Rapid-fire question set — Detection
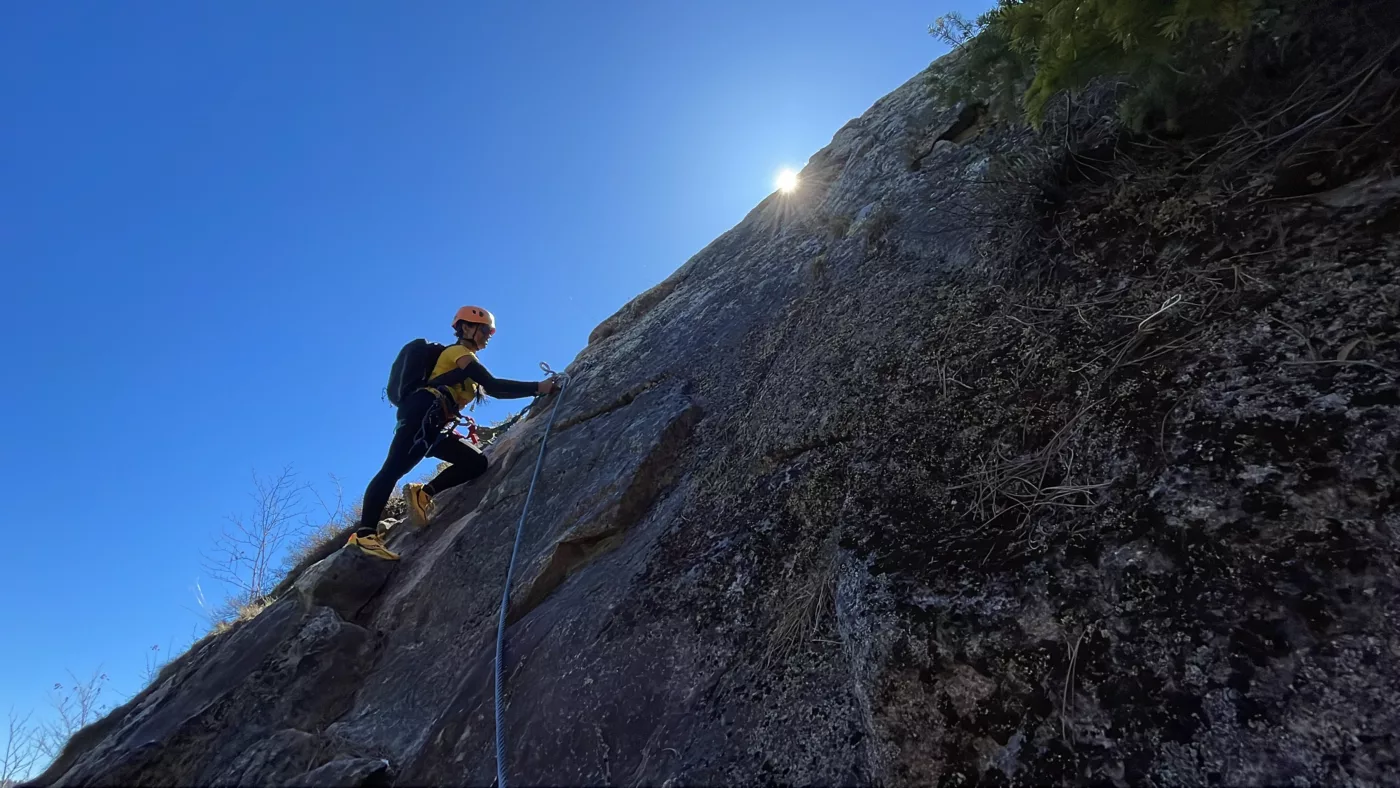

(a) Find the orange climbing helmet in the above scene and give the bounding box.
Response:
[453,305,497,335]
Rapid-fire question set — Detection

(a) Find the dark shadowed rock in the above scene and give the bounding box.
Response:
[285,757,394,788]
[294,545,398,621]
[223,729,320,787]
[37,604,378,787]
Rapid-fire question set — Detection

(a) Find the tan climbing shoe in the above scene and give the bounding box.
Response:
[403,482,434,530]
[347,533,400,561]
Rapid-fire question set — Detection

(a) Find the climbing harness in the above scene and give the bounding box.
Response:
[412,385,489,455]
[409,388,455,455]
[494,362,569,788]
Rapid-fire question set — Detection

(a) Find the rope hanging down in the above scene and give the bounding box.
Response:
[494,362,570,788]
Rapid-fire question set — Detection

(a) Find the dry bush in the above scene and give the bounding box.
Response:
[815,211,853,241]
[210,598,273,635]
[764,548,838,667]
[951,403,1112,558]
[25,669,112,773]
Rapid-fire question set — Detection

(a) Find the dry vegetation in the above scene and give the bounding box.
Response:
[764,544,839,667]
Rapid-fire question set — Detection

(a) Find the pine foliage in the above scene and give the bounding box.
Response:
[931,0,1274,129]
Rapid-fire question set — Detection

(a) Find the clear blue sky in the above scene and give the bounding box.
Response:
[0,0,987,746]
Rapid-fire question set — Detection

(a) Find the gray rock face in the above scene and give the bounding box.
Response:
[32,36,1400,788]
[293,544,397,621]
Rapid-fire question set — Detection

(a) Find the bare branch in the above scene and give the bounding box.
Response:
[1,707,42,785]
[200,466,313,615]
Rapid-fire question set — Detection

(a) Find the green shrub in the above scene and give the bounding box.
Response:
[930,11,1035,121]
[931,0,1274,129]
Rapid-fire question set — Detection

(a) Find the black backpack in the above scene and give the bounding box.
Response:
[385,338,447,406]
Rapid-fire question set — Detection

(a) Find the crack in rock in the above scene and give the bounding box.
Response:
[510,401,704,624]
[554,375,671,433]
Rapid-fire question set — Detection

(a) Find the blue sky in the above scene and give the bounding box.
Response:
[0,0,987,754]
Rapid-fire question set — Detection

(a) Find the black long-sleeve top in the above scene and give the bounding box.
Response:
[428,359,538,400]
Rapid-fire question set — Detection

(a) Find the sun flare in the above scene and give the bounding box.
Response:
[775,168,799,194]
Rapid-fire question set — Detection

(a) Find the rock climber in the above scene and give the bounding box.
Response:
[347,306,559,560]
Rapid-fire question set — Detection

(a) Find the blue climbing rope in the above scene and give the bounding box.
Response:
[494,362,570,788]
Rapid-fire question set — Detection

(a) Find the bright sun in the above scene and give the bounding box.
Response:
[775,168,799,194]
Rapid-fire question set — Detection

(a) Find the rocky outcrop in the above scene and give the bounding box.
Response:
[33,10,1400,785]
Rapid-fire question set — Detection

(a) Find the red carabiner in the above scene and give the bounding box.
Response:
[455,415,481,447]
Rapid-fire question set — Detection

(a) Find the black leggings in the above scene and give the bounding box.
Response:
[355,389,488,537]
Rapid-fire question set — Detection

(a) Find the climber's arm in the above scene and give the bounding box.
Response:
[427,355,554,398]
[460,358,544,399]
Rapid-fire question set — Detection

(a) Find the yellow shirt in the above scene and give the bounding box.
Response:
[431,345,479,409]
